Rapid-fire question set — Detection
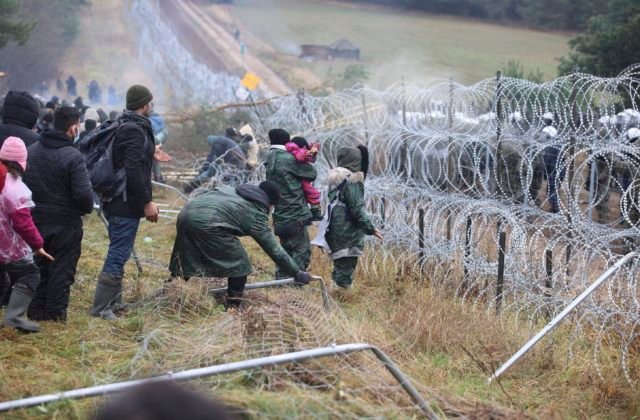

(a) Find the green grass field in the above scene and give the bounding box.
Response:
[230,0,572,88]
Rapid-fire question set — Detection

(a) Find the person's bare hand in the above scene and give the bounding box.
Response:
[373,228,384,241]
[144,201,160,223]
[154,146,172,162]
[35,248,54,261]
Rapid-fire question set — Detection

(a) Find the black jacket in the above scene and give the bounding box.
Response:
[24,130,94,227]
[0,90,41,148]
[102,112,155,218]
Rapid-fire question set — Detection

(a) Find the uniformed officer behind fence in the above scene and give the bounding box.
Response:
[168,181,311,308]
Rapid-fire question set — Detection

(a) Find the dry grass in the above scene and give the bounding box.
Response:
[0,188,639,418]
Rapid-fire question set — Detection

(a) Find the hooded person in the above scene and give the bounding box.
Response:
[0,91,41,148]
[82,108,101,133]
[36,110,54,134]
[265,128,318,278]
[168,181,311,308]
[239,134,258,169]
[184,130,249,193]
[313,145,382,289]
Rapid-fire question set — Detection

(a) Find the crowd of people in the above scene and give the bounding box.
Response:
[0,84,382,333]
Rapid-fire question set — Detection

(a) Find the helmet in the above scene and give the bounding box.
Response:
[542,126,557,138]
[626,127,640,143]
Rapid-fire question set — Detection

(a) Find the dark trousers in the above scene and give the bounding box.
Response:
[0,258,40,300]
[102,215,140,277]
[28,224,83,321]
[332,257,359,287]
[0,267,9,306]
[275,226,310,278]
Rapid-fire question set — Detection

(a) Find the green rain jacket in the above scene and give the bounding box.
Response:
[169,184,300,278]
[266,146,317,229]
[325,167,376,260]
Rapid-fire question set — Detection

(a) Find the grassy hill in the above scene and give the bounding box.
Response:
[0,185,638,418]
[228,0,572,88]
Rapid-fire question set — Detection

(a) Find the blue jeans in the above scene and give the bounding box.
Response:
[102,215,140,276]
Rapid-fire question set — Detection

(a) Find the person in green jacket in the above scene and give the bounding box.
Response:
[265,129,319,278]
[168,181,311,307]
[316,145,382,289]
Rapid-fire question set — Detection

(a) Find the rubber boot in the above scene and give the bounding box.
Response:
[3,285,40,333]
[90,272,121,320]
[225,276,247,310]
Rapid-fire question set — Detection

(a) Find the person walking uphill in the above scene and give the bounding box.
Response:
[0,137,54,332]
[90,85,159,320]
[24,106,94,321]
[169,182,311,308]
[266,129,318,278]
[314,145,382,289]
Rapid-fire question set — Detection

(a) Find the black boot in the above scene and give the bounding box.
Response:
[225,276,247,310]
[3,285,40,333]
[90,272,121,320]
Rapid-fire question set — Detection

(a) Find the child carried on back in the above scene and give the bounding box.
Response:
[285,136,322,221]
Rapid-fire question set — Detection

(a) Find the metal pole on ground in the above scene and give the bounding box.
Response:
[0,343,438,419]
[209,276,331,311]
[488,252,638,383]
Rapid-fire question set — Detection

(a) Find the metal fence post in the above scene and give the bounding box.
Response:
[463,216,472,285]
[418,208,425,273]
[496,231,506,314]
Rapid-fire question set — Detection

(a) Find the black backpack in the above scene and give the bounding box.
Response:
[78,119,127,202]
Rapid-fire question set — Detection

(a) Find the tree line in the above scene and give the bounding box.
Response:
[0,0,84,91]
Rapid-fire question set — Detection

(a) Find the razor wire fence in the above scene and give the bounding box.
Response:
[147,65,640,385]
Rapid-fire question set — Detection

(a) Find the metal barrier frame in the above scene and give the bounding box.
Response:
[209,276,331,311]
[0,343,438,418]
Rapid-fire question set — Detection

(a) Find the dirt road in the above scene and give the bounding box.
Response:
[163,0,292,95]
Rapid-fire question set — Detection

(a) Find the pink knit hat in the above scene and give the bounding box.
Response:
[0,137,28,171]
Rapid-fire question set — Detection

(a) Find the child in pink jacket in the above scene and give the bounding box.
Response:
[0,137,53,332]
[285,136,322,220]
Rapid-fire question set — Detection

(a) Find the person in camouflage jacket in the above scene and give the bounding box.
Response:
[169,181,311,307]
[265,129,318,278]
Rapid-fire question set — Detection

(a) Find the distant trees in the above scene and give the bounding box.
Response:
[0,0,36,48]
[0,0,84,90]
[339,0,604,30]
[559,0,640,76]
